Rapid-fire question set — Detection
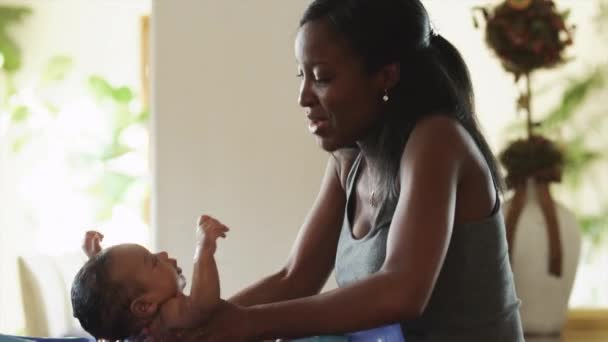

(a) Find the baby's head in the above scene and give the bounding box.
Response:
[71,244,186,340]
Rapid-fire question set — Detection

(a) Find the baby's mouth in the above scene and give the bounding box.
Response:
[178,273,187,289]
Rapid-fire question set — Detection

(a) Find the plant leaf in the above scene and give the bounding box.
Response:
[87,75,114,100]
[0,31,21,72]
[10,133,29,153]
[0,6,32,73]
[539,71,604,132]
[112,86,133,103]
[10,105,29,123]
[42,55,73,83]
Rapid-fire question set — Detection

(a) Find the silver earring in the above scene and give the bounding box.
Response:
[382,90,389,102]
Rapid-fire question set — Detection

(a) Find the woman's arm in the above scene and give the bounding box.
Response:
[242,117,467,340]
[230,156,347,306]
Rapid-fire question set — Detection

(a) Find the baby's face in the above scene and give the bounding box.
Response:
[107,244,186,300]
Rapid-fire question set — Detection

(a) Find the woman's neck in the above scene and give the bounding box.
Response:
[356,120,383,168]
[356,136,383,186]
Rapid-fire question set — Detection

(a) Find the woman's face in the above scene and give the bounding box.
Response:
[295,20,386,151]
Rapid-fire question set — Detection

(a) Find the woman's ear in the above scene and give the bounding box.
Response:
[131,295,159,319]
[376,62,401,91]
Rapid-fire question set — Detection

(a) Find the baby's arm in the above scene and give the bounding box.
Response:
[191,215,227,313]
[158,215,228,329]
[82,231,103,258]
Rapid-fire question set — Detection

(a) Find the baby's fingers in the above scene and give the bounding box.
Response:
[84,230,104,241]
[82,230,104,258]
[211,224,229,238]
[198,215,223,229]
[197,214,213,225]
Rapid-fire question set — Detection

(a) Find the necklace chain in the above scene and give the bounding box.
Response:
[367,167,378,208]
[369,189,378,208]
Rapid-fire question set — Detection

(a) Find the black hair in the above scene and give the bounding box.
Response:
[301,0,503,200]
[71,251,144,341]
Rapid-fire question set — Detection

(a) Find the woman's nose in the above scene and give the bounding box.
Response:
[298,78,315,110]
[158,251,168,259]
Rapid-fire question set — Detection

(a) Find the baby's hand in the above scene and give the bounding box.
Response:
[196,215,229,253]
[82,230,104,259]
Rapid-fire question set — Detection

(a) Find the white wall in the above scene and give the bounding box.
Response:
[152,0,327,297]
[152,0,605,299]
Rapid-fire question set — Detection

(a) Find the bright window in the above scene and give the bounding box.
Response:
[0,0,150,334]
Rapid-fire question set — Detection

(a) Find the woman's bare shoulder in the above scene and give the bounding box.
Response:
[406,114,479,162]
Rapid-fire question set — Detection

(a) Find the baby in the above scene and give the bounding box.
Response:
[70,215,228,341]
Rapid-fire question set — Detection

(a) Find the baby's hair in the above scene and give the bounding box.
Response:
[71,250,145,340]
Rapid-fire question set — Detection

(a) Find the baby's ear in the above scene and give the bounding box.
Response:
[131,295,159,318]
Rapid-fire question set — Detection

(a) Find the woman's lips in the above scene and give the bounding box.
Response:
[308,117,330,134]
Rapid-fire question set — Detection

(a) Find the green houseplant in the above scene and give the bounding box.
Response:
[474,0,584,334]
[0,5,150,335]
[500,0,608,245]
[0,5,149,224]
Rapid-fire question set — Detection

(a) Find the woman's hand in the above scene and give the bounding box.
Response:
[180,300,256,342]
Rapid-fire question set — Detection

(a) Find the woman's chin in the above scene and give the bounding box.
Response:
[316,136,340,152]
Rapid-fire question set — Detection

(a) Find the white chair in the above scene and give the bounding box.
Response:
[17,253,90,339]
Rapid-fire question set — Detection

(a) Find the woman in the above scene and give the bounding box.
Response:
[192,0,524,340]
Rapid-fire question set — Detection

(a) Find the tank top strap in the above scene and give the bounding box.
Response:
[345,152,364,199]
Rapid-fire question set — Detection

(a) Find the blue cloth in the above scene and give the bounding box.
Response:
[292,324,405,342]
[0,335,28,342]
[347,324,404,342]
[0,335,91,342]
[292,337,346,342]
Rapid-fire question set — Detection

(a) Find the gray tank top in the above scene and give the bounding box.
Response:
[335,153,524,342]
